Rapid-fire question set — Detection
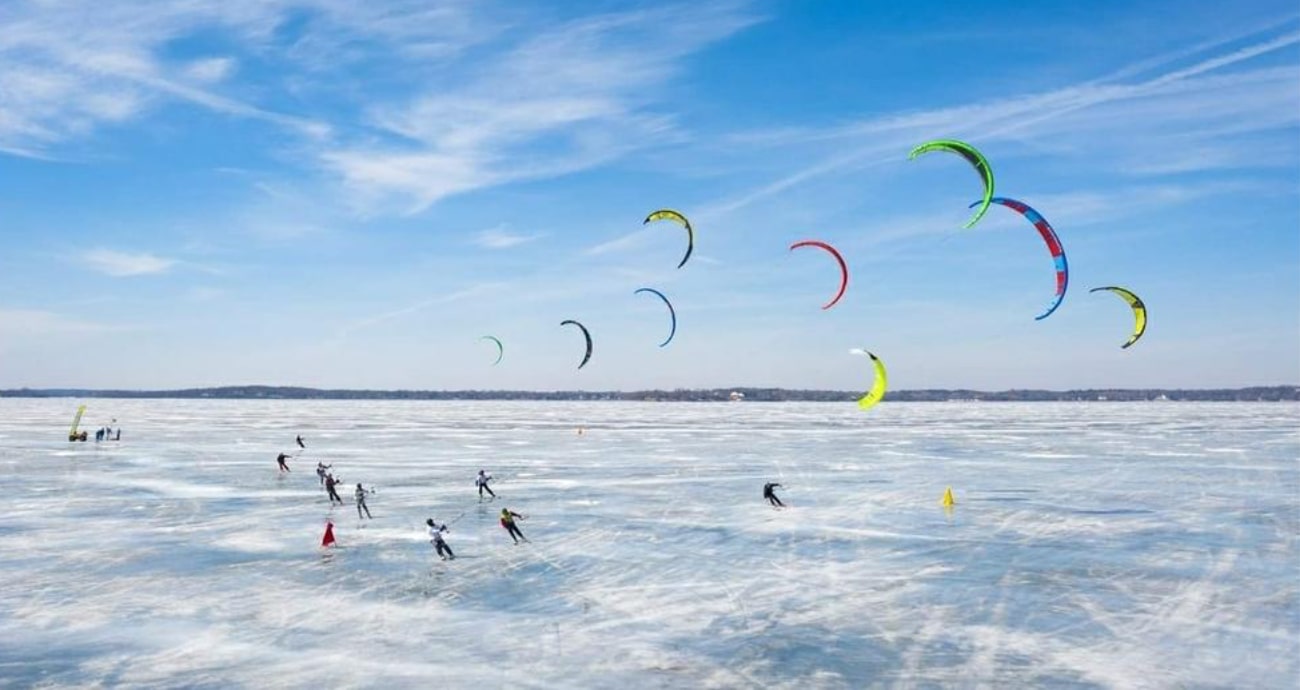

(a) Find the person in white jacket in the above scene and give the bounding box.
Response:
[426,518,455,560]
[475,469,496,501]
[355,483,374,519]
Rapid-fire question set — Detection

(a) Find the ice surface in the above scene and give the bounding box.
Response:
[1,400,1297,688]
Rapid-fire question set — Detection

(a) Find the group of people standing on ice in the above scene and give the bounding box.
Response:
[283,434,788,563]
[281,436,528,557]
[275,436,375,520]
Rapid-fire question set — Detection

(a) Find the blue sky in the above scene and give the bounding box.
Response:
[1,0,1297,391]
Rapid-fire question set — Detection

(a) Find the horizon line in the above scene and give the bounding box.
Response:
[3,384,1296,396]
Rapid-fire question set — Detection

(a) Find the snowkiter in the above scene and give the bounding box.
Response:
[500,508,527,544]
[476,470,496,500]
[325,473,344,505]
[355,483,374,519]
[427,519,455,560]
[763,482,784,508]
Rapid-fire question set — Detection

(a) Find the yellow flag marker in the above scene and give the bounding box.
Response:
[941,487,956,507]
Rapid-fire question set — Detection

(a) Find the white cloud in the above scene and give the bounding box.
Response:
[81,249,176,277]
[184,57,237,83]
[474,226,541,249]
[583,228,656,258]
[0,1,757,211]
[184,287,227,302]
[321,2,759,214]
[331,282,508,342]
[702,27,1300,218]
[0,1,493,156]
[844,180,1268,256]
[0,308,122,338]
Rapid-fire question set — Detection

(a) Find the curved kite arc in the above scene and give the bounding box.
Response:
[644,209,694,269]
[910,139,994,228]
[478,335,504,366]
[974,197,1069,320]
[560,319,593,369]
[789,240,849,310]
[1089,286,1146,349]
[850,349,888,411]
[634,287,677,347]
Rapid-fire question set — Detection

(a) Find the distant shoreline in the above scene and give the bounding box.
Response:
[2,386,1296,402]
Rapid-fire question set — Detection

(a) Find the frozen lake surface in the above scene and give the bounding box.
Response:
[1,400,1297,688]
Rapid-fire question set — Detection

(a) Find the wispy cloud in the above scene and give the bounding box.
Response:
[583,228,657,257]
[0,1,492,156]
[183,57,237,84]
[184,287,227,302]
[847,180,1268,255]
[321,2,760,214]
[474,226,541,249]
[703,25,1300,218]
[0,2,760,212]
[81,249,176,277]
[331,282,508,342]
[0,308,125,338]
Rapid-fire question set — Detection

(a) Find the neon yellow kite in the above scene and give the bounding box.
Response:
[1090,286,1147,349]
[643,209,694,269]
[850,349,888,410]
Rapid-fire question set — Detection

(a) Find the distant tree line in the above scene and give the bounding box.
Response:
[2,385,1296,402]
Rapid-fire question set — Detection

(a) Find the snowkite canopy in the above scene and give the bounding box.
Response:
[633,288,677,347]
[560,319,593,369]
[69,404,86,439]
[644,209,694,269]
[850,349,888,411]
[789,240,849,310]
[975,198,1068,320]
[479,335,504,366]
[910,139,994,228]
[1090,286,1146,349]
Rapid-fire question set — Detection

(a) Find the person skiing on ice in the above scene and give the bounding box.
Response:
[355,483,374,519]
[324,473,344,505]
[476,469,496,501]
[276,452,291,473]
[426,518,455,560]
[499,508,528,544]
[763,482,785,508]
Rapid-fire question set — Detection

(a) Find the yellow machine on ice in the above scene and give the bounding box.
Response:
[68,405,88,442]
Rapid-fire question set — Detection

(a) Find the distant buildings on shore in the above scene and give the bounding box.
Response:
[3,386,1296,402]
